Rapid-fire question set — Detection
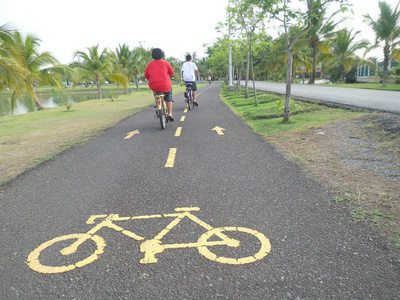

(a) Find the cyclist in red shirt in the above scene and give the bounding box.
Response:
[144,48,175,121]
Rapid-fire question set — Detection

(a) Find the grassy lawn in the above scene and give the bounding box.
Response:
[317,82,400,91]
[0,83,188,184]
[221,85,361,137]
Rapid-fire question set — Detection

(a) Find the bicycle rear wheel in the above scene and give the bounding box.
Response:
[187,92,191,111]
[189,91,194,109]
[159,109,166,129]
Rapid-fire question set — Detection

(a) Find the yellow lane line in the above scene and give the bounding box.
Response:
[165,148,177,168]
[175,127,182,137]
[180,116,185,122]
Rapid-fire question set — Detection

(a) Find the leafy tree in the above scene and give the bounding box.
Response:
[364,1,400,87]
[10,32,65,110]
[110,43,134,93]
[0,24,25,99]
[305,2,343,84]
[204,37,231,82]
[131,46,152,91]
[273,0,351,122]
[72,45,127,99]
[322,28,370,84]
[228,0,274,104]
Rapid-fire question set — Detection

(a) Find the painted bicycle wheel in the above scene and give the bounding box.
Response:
[27,233,105,274]
[197,227,271,265]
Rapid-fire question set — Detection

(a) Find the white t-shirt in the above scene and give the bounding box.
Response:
[181,61,198,81]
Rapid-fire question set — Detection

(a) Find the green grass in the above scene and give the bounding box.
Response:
[319,82,400,91]
[220,85,361,137]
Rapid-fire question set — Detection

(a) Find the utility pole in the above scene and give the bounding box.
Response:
[227,10,235,91]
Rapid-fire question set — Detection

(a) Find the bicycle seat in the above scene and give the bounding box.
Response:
[154,92,164,96]
[185,83,192,87]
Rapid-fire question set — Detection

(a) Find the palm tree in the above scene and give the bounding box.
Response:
[364,1,400,87]
[306,3,342,84]
[72,45,110,99]
[110,43,133,94]
[11,32,64,109]
[131,46,152,91]
[322,29,370,84]
[0,24,25,97]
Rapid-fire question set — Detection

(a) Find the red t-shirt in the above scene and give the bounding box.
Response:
[144,59,174,93]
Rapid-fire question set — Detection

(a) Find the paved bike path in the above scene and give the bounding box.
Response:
[1,84,399,299]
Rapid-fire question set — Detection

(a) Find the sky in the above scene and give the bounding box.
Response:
[1,0,399,64]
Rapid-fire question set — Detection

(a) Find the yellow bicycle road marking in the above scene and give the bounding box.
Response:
[175,127,182,137]
[27,207,271,273]
[27,233,106,274]
[165,148,177,168]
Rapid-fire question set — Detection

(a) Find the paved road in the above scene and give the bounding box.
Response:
[242,81,400,114]
[1,84,399,299]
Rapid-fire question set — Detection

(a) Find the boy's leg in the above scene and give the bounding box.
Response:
[192,82,198,105]
[164,90,174,121]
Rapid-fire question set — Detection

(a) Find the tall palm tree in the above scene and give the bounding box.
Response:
[110,43,133,94]
[364,1,400,87]
[0,24,26,99]
[11,32,63,109]
[72,45,110,99]
[306,3,342,84]
[131,46,152,91]
[322,29,370,84]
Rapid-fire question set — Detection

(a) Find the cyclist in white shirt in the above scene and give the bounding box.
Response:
[181,55,200,106]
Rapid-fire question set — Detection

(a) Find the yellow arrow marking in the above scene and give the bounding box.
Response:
[165,148,177,168]
[175,127,182,137]
[212,126,226,135]
[124,130,140,139]
[180,116,186,122]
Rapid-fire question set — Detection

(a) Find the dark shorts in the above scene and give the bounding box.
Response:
[185,81,197,92]
[155,89,172,102]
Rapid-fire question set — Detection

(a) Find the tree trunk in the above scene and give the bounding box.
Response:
[339,64,345,85]
[382,45,389,87]
[284,48,293,123]
[245,50,250,98]
[308,46,317,84]
[249,42,258,106]
[237,53,244,95]
[32,88,45,110]
[135,75,140,91]
[96,79,102,99]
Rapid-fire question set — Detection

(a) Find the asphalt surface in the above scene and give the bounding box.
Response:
[1,84,399,299]
[242,81,400,114]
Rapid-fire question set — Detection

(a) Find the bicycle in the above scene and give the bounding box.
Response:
[27,207,271,274]
[154,92,168,129]
[184,83,194,110]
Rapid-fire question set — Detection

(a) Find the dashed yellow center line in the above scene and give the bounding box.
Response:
[184,108,188,113]
[165,148,177,168]
[175,127,182,137]
[180,116,185,122]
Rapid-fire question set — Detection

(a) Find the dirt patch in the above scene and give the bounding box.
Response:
[268,112,400,251]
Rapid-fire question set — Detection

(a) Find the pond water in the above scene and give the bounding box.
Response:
[0,92,103,117]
